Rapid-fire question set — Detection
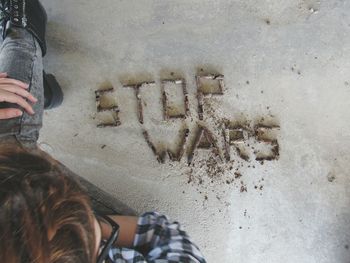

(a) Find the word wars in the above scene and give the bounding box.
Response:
[95,74,280,165]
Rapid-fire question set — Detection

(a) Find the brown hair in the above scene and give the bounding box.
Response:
[0,147,96,263]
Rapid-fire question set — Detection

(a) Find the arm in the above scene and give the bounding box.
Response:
[100,215,138,247]
[103,212,206,263]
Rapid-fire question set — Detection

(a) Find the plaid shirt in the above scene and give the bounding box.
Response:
[105,212,206,263]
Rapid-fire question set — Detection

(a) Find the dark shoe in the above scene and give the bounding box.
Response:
[0,0,47,56]
[43,71,63,110]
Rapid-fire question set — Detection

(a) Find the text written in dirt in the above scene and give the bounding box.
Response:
[94,74,280,164]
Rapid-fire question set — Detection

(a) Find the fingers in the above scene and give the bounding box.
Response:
[0,85,37,103]
[0,77,29,89]
[0,90,35,115]
[0,75,37,117]
[0,108,22,120]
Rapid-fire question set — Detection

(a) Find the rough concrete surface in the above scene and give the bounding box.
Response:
[40,0,350,262]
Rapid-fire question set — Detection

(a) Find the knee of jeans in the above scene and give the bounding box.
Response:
[4,30,36,50]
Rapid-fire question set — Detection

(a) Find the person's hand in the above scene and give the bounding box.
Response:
[0,72,37,119]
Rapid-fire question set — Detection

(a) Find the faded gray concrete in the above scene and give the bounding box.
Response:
[40,0,350,262]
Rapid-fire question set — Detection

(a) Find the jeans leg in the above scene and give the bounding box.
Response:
[0,28,43,144]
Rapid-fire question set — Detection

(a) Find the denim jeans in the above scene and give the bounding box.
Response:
[0,28,136,215]
[0,28,43,146]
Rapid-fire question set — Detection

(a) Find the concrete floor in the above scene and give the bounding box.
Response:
[40,0,350,262]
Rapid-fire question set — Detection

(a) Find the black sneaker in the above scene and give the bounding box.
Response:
[0,0,47,56]
[43,72,63,110]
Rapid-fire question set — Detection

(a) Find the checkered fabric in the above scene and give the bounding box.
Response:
[105,212,206,263]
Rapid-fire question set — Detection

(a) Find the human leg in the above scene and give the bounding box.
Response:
[0,0,48,143]
[0,27,43,143]
[0,1,135,216]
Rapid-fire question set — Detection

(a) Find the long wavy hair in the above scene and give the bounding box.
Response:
[0,146,96,263]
